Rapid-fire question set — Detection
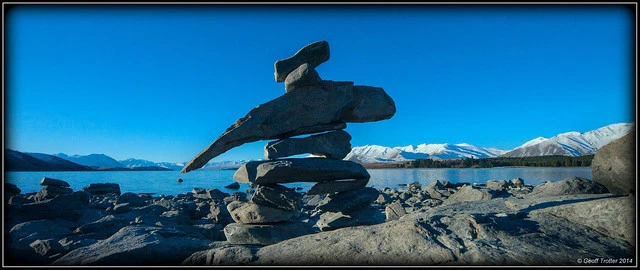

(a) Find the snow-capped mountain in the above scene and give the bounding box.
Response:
[345,122,634,163]
[345,143,507,164]
[501,122,634,157]
[200,160,250,170]
[55,153,123,168]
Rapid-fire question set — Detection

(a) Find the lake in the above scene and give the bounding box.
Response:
[4,167,593,196]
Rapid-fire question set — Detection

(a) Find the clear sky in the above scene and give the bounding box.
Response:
[4,4,636,164]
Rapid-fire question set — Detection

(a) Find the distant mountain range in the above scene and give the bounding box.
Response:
[345,122,634,163]
[4,122,633,171]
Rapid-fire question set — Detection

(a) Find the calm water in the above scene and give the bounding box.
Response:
[4,167,592,196]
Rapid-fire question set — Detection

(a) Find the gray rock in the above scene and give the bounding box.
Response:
[511,177,525,187]
[233,158,370,185]
[592,131,635,195]
[52,226,217,265]
[111,203,131,214]
[34,185,73,202]
[301,194,327,210]
[21,191,90,221]
[40,177,71,188]
[485,180,510,191]
[73,215,129,239]
[181,80,395,173]
[445,185,496,203]
[284,63,321,92]
[524,176,609,199]
[223,222,316,246]
[9,219,76,245]
[250,184,302,211]
[82,183,121,196]
[182,244,260,266]
[208,203,234,226]
[264,130,352,160]
[316,206,385,231]
[307,178,369,195]
[224,182,240,190]
[116,192,147,207]
[6,182,22,195]
[29,238,65,257]
[227,201,299,224]
[385,201,407,221]
[316,187,379,214]
[375,192,392,205]
[274,40,330,82]
[229,194,633,266]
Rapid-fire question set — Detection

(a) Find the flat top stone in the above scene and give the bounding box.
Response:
[233,158,370,185]
[274,40,330,82]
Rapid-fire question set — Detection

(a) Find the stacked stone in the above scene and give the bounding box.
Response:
[181,40,396,245]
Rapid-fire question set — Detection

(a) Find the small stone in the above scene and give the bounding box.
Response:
[40,177,70,187]
[224,182,240,190]
[274,40,330,82]
[385,201,407,221]
[284,63,321,92]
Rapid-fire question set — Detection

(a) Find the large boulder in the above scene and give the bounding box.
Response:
[592,131,635,195]
[524,177,609,199]
[33,185,73,202]
[181,80,395,173]
[233,158,370,185]
[250,184,302,211]
[227,201,299,224]
[20,191,90,221]
[223,222,316,246]
[274,40,330,82]
[315,187,379,214]
[264,130,352,160]
[52,226,216,265]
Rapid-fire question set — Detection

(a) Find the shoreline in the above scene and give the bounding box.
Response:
[4,175,634,266]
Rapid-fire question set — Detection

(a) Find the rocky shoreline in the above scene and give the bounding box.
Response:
[4,175,635,266]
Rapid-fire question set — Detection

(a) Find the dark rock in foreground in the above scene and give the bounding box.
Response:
[223,222,316,246]
[592,130,636,195]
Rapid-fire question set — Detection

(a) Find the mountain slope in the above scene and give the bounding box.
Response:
[5,150,94,171]
[55,153,123,168]
[501,123,634,157]
[345,143,507,164]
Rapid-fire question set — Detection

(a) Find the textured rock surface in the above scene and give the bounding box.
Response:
[223,222,316,246]
[524,177,608,199]
[203,194,633,266]
[445,185,497,203]
[250,184,302,211]
[264,130,352,160]
[284,63,321,92]
[315,187,379,214]
[81,183,121,196]
[315,206,385,231]
[307,178,369,195]
[385,201,407,221]
[227,201,299,224]
[592,131,636,195]
[181,80,395,173]
[274,40,330,82]
[233,158,370,185]
[52,226,216,265]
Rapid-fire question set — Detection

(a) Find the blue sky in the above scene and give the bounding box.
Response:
[4,4,635,164]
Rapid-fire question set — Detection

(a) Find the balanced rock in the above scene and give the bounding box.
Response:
[591,130,635,195]
[284,63,321,92]
[264,130,352,160]
[227,201,299,224]
[181,80,395,173]
[307,178,369,195]
[250,184,302,211]
[40,177,70,188]
[274,40,329,82]
[316,187,379,214]
[233,158,370,185]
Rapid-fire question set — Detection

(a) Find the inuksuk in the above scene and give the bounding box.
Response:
[181,40,396,245]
